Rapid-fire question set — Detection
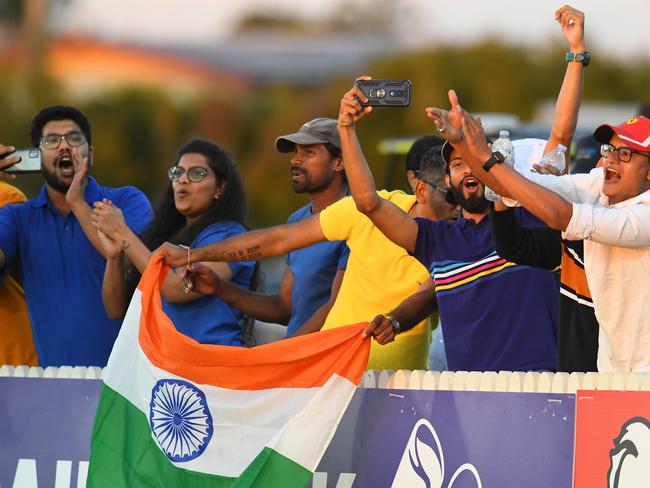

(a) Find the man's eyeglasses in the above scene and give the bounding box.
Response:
[420,179,449,195]
[168,166,209,182]
[40,131,86,150]
[600,143,650,163]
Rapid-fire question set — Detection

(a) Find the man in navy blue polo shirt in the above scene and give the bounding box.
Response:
[0,105,152,367]
[337,83,560,372]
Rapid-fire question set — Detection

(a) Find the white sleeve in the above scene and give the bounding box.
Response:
[526,167,603,204]
[563,201,650,247]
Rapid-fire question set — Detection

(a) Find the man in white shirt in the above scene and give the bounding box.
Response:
[430,98,650,372]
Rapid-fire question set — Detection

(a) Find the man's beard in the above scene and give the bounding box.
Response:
[449,183,489,214]
[41,165,71,193]
[290,168,330,194]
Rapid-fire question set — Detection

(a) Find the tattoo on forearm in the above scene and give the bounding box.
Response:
[121,240,130,251]
[246,245,262,260]
[227,244,262,261]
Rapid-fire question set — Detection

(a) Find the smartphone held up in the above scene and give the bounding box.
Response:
[355,79,411,107]
[0,148,42,173]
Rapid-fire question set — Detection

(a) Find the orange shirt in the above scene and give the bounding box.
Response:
[0,182,37,366]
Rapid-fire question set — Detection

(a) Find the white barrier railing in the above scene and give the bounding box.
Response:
[3,365,650,393]
[0,365,103,380]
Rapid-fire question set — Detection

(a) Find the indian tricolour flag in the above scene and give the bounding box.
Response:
[87,254,370,487]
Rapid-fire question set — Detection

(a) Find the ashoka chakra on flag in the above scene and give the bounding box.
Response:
[149,379,213,462]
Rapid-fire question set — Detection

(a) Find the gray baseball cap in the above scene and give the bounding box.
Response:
[275,118,341,153]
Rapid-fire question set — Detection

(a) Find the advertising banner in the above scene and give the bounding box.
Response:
[318,389,576,488]
[1,378,576,487]
[0,378,100,487]
[574,390,650,488]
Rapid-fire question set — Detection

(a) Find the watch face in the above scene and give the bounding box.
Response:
[575,53,585,61]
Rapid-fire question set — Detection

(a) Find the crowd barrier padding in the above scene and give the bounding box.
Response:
[2,366,650,487]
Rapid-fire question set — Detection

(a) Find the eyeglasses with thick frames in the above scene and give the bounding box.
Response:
[600,143,650,163]
[40,131,86,150]
[168,166,210,182]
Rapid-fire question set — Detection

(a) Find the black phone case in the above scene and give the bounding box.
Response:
[355,80,411,107]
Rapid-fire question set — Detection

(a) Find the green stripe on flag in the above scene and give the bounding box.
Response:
[232,447,312,488]
[88,384,312,487]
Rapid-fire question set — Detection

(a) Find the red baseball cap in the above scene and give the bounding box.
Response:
[593,116,650,153]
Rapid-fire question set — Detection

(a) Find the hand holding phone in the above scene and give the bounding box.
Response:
[0,148,42,173]
[354,79,411,107]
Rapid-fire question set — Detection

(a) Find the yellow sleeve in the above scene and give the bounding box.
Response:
[319,195,357,241]
[0,183,27,206]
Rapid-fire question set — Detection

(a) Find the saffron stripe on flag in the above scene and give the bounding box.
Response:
[136,256,369,390]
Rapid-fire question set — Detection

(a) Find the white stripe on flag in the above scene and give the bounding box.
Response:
[104,290,356,477]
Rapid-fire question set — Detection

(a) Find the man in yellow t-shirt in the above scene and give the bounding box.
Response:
[319,190,430,369]
[0,181,37,366]
[162,150,455,370]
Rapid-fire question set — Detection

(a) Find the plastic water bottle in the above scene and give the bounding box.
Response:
[539,144,567,173]
[485,130,515,202]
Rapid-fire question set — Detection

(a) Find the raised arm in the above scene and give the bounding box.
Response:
[543,5,587,158]
[65,151,110,258]
[160,214,326,268]
[455,107,576,230]
[337,79,419,253]
[91,200,152,272]
[491,207,562,270]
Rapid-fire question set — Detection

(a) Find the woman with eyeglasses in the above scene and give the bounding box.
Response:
[91,139,259,346]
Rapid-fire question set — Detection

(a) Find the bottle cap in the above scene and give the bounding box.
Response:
[499,130,510,138]
[558,144,567,152]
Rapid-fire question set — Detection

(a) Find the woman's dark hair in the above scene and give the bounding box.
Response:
[140,139,248,251]
[126,138,262,344]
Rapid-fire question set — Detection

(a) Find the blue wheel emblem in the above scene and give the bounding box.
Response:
[149,379,213,462]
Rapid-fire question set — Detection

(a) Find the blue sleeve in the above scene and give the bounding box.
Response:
[193,222,254,277]
[112,187,153,236]
[413,217,437,268]
[336,242,349,270]
[0,205,19,271]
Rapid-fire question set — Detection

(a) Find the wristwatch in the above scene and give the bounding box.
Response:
[383,314,401,334]
[565,51,590,67]
[482,151,505,173]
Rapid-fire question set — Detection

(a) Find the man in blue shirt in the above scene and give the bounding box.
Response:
[181,118,349,337]
[0,105,152,367]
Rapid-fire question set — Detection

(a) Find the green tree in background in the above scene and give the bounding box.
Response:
[0,41,648,227]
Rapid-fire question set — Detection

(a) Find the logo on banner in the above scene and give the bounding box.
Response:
[149,379,214,462]
[391,418,482,488]
[608,417,650,488]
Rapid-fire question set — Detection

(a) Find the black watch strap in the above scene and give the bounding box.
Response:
[383,314,401,334]
[565,51,590,67]
[482,151,505,173]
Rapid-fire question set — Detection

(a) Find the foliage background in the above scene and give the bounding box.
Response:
[1,1,649,227]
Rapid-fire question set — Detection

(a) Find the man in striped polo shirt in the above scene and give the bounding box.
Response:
[338,87,560,370]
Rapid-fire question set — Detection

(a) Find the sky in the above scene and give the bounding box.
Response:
[53,0,650,59]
